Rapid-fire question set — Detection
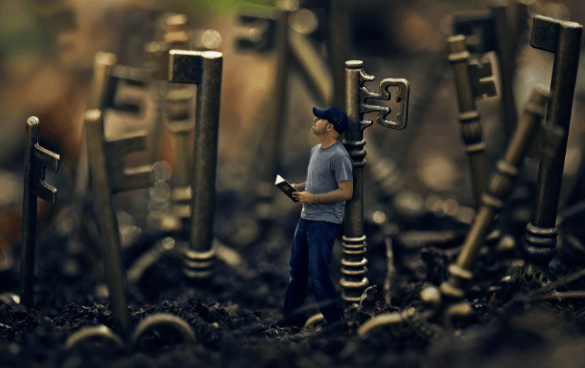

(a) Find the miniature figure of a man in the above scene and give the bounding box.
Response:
[276,107,353,335]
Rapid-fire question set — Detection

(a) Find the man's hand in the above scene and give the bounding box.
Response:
[292,191,315,204]
[292,182,353,204]
[291,182,306,192]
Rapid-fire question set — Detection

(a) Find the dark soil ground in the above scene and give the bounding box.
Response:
[1,171,585,368]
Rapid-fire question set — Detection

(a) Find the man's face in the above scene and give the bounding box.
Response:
[312,116,330,136]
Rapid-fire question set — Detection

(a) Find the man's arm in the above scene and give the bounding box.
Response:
[292,181,353,204]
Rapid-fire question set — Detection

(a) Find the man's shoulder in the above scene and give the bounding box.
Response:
[309,144,320,158]
[331,142,351,159]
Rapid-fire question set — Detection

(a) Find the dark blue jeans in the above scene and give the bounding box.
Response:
[284,217,346,325]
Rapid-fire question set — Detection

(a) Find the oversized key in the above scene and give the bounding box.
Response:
[168,50,223,281]
[236,2,297,229]
[448,34,505,251]
[286,1,348,107]
[448,34,497,208]
[21,117,60,309]
[163,14,195,231]
[342,60,409,302]
[288,28,333,105]
[453,1,520,146]
[440,89,564,304]
[329,0,350,110]
[84,109,153,339]
[522,16,582,281]
[76,52,145,200]
[146,14,189,165]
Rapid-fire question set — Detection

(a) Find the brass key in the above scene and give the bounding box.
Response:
[523,16,582,280]
[21,117,60,309]
[342,60,410,302]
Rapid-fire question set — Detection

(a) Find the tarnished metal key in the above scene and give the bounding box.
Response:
[523,16,582,278]
[164,14,194,232]
[84,109,154,339]
[440,89,562,303]
[342,60,410,303]
[76,52,145,201]
[236,2,296,229]
[448,34,496,208]
[21,117,60,309]
[453,1,520,145]
[168,50,223,281]
[236,8,278,52]
[296,0,350,109]
[87,52,144,112]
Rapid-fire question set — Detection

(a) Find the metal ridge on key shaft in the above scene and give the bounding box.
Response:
[447,34,496,209]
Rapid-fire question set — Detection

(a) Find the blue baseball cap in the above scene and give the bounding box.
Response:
[312,107,349,135]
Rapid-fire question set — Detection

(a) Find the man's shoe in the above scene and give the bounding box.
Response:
[272,313,307,329]
[314,320,349,338]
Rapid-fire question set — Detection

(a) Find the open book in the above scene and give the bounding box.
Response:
[275,175,299,202]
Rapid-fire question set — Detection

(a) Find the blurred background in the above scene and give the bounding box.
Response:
[0,0,585,299]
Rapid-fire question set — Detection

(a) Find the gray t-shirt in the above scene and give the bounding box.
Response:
[301,141,353,224]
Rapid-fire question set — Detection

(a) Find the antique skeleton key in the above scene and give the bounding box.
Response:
[163,14,195,231]
[342,60,410,303]
[236,8,278,52]
[522,16,582,283]
[168,50,223,281]
[287,0,349,109]
[84,109,153,339]
[76,52,145,201]
[21,117,60,308]
[236,2,297,230]
[448,34,496,208]
[453,1,520,146]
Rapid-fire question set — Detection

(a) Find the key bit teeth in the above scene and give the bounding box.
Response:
[21,116,60,309]
[519,263,553,289]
